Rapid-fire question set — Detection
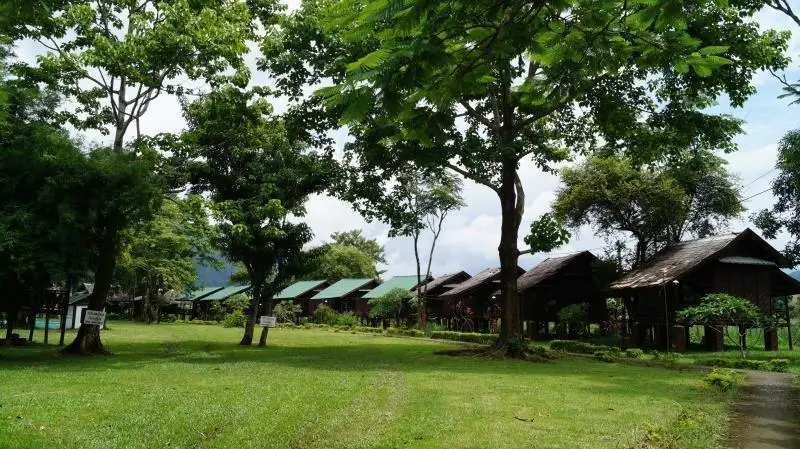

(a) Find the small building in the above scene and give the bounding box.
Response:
[65,283,103,329]
[421,271,472,322]
[194,285,250,320]
[516,251,607,338]
[440,266,525,332]
[273,280,331,316]
[309,278,379,318]
[608,229,800,351]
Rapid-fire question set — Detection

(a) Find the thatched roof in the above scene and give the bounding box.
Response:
[609,229,784,291]
[517,251,597,293]
[440,266,524,298]
[422,271,471,294]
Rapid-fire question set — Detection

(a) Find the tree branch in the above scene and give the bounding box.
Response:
[444,162,500,194]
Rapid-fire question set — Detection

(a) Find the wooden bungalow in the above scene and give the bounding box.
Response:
[421,271,472,322]
[309,278,379,318]
[439,266,525,332]
[273,280,331,316]
[608,228,800,352]
[194,285,251,320]
[515,251,607,339]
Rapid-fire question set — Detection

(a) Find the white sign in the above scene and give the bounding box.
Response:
[259,316,277,328]
[82,310,106,326]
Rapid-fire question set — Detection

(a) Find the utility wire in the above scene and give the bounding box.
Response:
[742,187,773,202]
[742,167,777,191]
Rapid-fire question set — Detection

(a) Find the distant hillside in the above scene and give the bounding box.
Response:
[194,257,237,287]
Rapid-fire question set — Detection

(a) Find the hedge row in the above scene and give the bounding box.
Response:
[429,331,499,345]
[549,340,616,355]
[697,358,790,373]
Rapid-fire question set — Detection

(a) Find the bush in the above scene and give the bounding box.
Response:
[334,311,359,327]
[353,326,384,334]
[593,350,617,363]
[624,348,644,359]
[430,331,499,345]
[703,368,741,392]
[185,319,219,325]
[273,300,302,323]
[386,327,425,338]
[313,304,337,325]
[766,359,790,373]
[222,312,247,328]
[549,340,616,355]
[528,345,560,360]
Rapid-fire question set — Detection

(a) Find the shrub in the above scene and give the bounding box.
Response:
[556,303,589,336]
[528,345,560,360]
[186,319,219,325]
[624,348,644,359]
[277,322,296,328]
[549,340,616,355]
[353,326,384,334]
[703,368,741,392]
[767,359,790,373]
[222,312,247,328]
[385,327,425,338]
[334,311,359,327]
[430,331,499,345]
[273,300,302,323]
[593,350,616,362]
[313,304,337,324]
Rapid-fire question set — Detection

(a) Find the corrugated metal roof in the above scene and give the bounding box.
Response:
[274,280,328,299]
[362,275,421,299]
[311,278,374,300]
[517,251,595,293]
[186,286,224,301]
[202,285,251,301]
[609,229,781,290]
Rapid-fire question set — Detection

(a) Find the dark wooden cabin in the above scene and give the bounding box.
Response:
[516,251,607,338]
[422,271,472,322]
[439,266,525,332]
[273,280,331,316]
[309,278,379,318]
[608,229,800,352]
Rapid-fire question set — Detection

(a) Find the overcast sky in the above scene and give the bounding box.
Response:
[15,3,800,278]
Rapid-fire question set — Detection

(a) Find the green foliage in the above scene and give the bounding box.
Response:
[225,294,251,313]
[305,243,379,280]
[429,331,499,346]
[312,304,337,325]
[273,300,302,323]
[624,349,645,359]
[330,230,386,264]
[703,368,742,392]
[524,214,570,255]
[386,328,426,338]
[333,311,358,327]
[593,350,617,363]
[550,340,617,355]
[698,358,790,373]
[368,287,412,327]
[556,303,589,335]
[678,294,763,329]
[222,312,248,328]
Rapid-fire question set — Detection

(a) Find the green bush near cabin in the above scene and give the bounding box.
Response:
[697,357,790,372]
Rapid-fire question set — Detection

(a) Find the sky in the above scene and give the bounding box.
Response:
[14,3,800,279]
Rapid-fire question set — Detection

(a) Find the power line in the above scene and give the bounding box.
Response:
[742,187,773,202]
[742,168,777,191]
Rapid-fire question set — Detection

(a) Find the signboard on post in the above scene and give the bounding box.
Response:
[82,310,106,326]
[259,316,277,328]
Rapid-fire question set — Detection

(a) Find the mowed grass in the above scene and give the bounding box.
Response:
[0,323,730,449]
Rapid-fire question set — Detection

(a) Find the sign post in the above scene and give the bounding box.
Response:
[259,316,277,328]
[82,310,106,327]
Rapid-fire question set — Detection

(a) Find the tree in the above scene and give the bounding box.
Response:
[554,153,743,267]
[304,244,379,280]
[523,213,570,256]
[6,0,261,354]
[677,293,763,358]
[369,287,413,328]
[182,86,330,346]
[116,196,217,323]
[263,0,786,355]
[272,300,302,323]
[330,230,386,265]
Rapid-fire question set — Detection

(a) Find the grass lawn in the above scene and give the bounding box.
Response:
[0,323,731,449]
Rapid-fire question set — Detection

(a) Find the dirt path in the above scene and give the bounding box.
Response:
[726,371,800,449]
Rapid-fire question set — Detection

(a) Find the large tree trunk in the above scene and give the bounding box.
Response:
[240,283,262,346]
[63,224,118,355]
[495,162,524,357]
[412,232,424,328]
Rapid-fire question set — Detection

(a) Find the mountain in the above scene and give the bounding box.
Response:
[194,257,237,287]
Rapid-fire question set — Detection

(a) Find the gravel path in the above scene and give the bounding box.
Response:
[726,371,800,449]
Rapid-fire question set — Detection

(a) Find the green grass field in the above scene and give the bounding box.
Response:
[0,323,731,449]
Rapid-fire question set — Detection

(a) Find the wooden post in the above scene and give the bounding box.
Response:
[44,293,51,344]
[787,313,793,351]
[27,291,37,342]
[764,326,779,351]
[59,291,68,346]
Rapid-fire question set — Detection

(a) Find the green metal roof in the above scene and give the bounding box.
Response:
[310,278,374,300]
[186,286,224,301]
[362,275,421,299]
[274,280,328,300]
[202,285,251,301]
